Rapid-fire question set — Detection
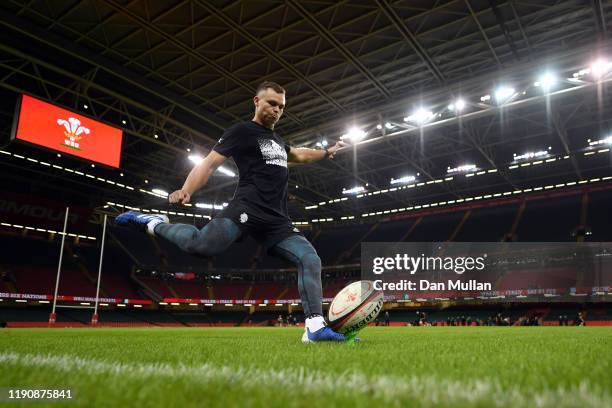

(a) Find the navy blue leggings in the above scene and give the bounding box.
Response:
[154,219,322,316]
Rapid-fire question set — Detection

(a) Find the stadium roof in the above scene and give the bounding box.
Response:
[0,0,611,223]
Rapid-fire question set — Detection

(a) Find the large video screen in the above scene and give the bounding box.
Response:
[11,94,123,168]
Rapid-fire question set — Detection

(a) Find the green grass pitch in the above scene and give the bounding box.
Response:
[0,327,611,407]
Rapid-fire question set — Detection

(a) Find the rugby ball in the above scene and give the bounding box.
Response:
[328,280,384,334]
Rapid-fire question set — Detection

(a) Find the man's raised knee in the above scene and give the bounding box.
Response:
[183,236,219,257]
[301,251,321,272]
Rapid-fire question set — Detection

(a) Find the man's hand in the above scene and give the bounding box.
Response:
[169,189,191,204]
[326,140,346,159]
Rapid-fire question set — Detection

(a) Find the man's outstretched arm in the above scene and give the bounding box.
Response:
[169,150,228,204]
[288,141,346,164]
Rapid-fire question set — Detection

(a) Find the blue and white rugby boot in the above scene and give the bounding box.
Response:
[115,211,168,235]
[301,326,346,343]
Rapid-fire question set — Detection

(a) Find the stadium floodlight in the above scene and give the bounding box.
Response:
[494,86,515,103]
[342,186,366,195]
[513,150,549,161]
[341,127,367,142]
[321,139,328,147]
[448,99,466,112]
[195,202,225,210]
[385,122,394,129]
[589,136,612,146]
[217,166,236,177]
[152,188,168,197]
[572,68,590,79]
[190,153,237,176]
[447,164,477,174]
[404,108,434,124]
[480,94,491,102]
[188,154,203,164]
[591,59,612,78]
[534,72,557,91]
[390,175,416,185]
[376,124,383,130]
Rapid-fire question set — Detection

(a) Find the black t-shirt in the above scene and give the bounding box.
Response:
[213,121,291,221]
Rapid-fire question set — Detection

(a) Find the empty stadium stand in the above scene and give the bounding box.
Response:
[1,188,611,326]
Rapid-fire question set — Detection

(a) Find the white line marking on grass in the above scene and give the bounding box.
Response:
[0,352,608,407]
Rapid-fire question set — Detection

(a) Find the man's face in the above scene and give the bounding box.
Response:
[254,88,285,129]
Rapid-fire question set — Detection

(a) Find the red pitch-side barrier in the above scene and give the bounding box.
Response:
[6,321,612,328]
[7,322,276,328]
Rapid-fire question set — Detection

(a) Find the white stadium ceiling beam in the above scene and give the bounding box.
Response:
[286,0,392,99]
[507,0,533,58]
[591,0,608,40]
[65,0,245,125]
[464,0,503,68]
[282,7,601,143]
[0,9,225,141]
[374,0,446,84]
[0,42,202,153]
[194,0,355,110]
[488,0,521,61]
[101,0,311,125]
[112,0,578,127]
[133,1,336,107]
[178,0,463,113]
[0,55,238,186]
[174,1,443,115]
[550,111,582,180]
[462,124,519,190]
[285,12,597,127]
[351,75,612,151]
